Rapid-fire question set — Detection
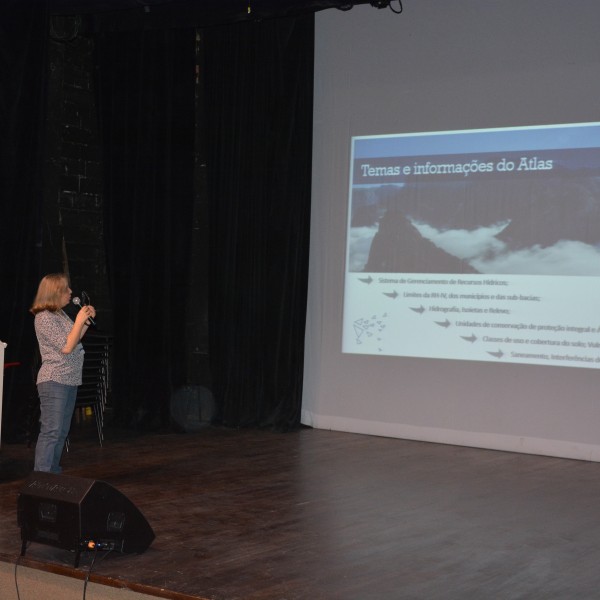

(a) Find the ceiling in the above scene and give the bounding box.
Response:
[47,0,376,30]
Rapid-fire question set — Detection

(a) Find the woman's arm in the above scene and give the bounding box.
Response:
[62,304,96,354]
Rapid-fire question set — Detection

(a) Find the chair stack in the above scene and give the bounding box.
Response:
[76,334,112,446]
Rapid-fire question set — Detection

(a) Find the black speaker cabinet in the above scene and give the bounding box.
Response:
[18,471,155,566]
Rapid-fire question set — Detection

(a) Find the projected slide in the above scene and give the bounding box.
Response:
[342,122,600,369]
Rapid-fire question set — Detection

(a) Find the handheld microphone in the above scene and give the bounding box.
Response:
[72,296,96,327]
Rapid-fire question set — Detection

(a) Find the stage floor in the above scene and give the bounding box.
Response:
[2,423,600,599]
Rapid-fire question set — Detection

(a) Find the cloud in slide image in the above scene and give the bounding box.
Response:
[348,226,378,271]
[412,220,600,276]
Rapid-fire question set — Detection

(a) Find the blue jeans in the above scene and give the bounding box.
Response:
[34,381,77,473]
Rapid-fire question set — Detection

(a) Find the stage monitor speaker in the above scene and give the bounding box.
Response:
[17,471,155,566]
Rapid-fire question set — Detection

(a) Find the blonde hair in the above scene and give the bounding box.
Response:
[30,273,70,315]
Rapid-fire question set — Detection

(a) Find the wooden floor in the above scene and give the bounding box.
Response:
[2,421,600,599]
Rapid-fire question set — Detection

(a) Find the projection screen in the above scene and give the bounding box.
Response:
[303,0,600,461]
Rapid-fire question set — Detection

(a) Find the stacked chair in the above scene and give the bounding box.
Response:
[73,333,112,446]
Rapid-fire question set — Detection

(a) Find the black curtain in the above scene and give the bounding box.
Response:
[203,15,314,429]
[0,2,49,441]
[1,8,314,437]
[95,28,196,430]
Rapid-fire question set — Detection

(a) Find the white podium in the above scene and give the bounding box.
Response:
[0,341,5,448]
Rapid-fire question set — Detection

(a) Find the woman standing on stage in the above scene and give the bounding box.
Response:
[29,273,96,473]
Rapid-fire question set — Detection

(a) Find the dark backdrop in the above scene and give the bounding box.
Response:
[204,17,314,429]
[1,3,313,437]
[94,27,197,430]
[0,2,50,440]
